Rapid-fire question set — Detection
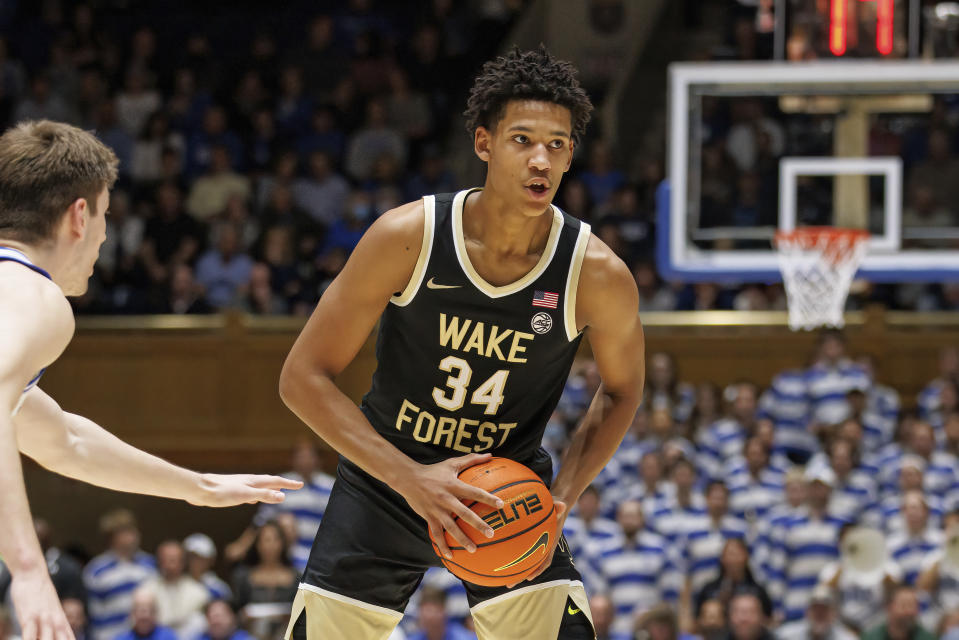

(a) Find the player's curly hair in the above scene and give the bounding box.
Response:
[464,45,593,144]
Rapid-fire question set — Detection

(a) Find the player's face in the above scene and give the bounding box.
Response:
[476,100,573,216]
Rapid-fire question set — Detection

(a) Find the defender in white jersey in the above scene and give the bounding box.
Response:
[0,120,301,640]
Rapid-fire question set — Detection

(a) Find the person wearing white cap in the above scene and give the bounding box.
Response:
[774,584,857,640]
[184,534,231,602]
[764,465,846,623]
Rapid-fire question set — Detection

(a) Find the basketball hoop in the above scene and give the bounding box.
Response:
[774,227,870,331]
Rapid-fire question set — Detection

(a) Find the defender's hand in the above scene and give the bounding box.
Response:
[396,453,504,560]
[188,473,304,507]
[507,499,568,588]
[11,568,74,640]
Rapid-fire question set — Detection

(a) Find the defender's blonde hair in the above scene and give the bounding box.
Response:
[0,120,118,243]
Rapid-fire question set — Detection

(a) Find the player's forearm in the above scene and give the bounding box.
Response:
[550,384,641,505]
[38,411,206,502]
[0,415,47,575]
[279,368,417,487]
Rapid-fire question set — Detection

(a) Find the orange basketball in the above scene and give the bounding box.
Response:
[429,457,556,587]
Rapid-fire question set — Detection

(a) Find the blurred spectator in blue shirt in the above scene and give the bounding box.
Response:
[184,105,244,180]
[578,142,625,209]
[195,223,253,309]
[113,588,177,640]
[296,107,346,166]
[193,600,253,640]
[292,150,350,228]
[407,587,475,640]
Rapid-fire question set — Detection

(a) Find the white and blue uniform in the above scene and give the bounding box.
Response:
[602,481,674,521]
[83,550,157,640]
[876,450,959,505]
[650,494,707,544]
[401,566,470,631]
[199,571,231,601]
[758,370,814,460]
[697,418,750,481]
[918,379,946,424]
[563,513,622,559]
[826,471,881,528]
[764,508,847,621]
[753,503,803,584]
[0,247,53,415]
[591,531,682,636]
[255,470,334,572]
[879,493,944,535]
[677,514,749,596]
[805,360,871,427]
[861,384,900,453]
[726,465,785,530]
[888,528,944,585]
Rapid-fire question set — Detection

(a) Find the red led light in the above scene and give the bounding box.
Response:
[830,0,897,56]
[876,0,894,55]
[830,0,848,56]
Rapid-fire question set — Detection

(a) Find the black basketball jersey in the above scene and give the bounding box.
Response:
[360,188,592,465]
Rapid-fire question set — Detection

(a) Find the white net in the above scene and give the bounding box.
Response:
[775,228,869,332]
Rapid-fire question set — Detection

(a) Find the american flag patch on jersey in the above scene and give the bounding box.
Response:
[532,290,559,309]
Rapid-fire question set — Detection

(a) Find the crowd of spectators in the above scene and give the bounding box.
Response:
[4,1,959,636]
[4,334,959,640]
[0,1,955,318]
[0,0,522,315]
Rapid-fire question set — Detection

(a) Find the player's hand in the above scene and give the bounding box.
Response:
[396,452,504,560]
[188,473,304,507]
[10,567,74,640]
[506,498,568,588]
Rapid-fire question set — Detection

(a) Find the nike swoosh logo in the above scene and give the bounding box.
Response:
[426,278,461,290]
[567,605,581,616]
[494,532,549,572]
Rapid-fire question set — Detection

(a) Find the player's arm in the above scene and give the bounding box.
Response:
[516,237,644,585]
[279,201,502,558]
[0,284,76,640]
[14,386,302,507]
[550,237,645,508]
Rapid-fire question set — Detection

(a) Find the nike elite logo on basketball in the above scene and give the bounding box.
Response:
[482,493,544,531]
[426,277,461,289]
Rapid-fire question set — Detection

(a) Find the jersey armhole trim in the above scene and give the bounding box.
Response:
[390,195,435,307]
[564,222,591,342]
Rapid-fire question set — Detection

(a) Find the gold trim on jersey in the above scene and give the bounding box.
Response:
[563,222,591,342]
[391,196,436,307]
[284,585,403,640]
[451,188,564,299]
[469,579,594,640]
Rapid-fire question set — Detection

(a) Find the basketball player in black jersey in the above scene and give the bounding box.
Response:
[280,47,645,639]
